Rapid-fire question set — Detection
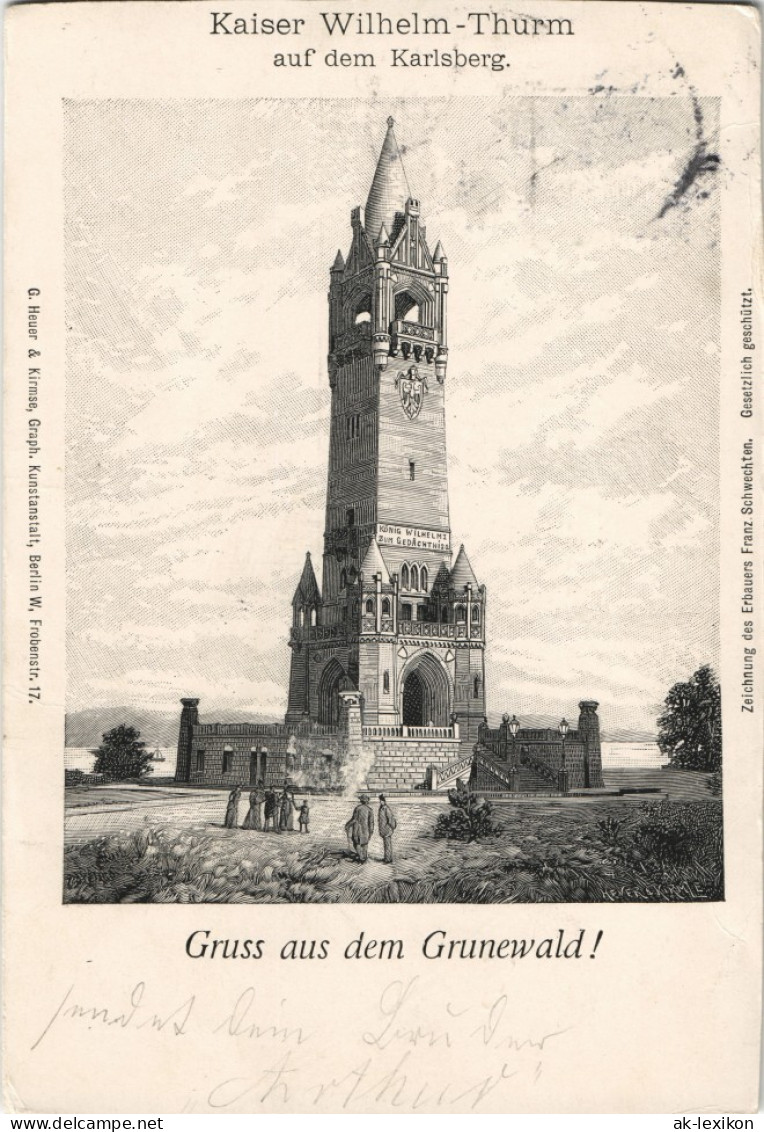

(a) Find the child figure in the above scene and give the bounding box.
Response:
[298,800,310,834]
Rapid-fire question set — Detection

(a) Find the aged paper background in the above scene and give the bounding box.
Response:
[4,0,762,1113]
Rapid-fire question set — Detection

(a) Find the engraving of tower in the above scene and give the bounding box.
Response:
[286,118,486,751]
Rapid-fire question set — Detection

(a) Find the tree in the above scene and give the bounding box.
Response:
[657,665,722,772]
[93,725,152,782]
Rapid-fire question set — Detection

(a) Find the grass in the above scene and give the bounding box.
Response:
[63,797,723,904]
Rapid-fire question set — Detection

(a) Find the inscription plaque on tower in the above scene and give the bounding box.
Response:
[376,523,450,552]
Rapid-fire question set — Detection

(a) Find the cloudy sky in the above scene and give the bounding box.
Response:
[64,94,720,734]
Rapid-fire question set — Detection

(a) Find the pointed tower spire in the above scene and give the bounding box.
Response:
[433,240,447,263]
[331,248,345,273]
[365,117,411,246]
[450,544,479,590]
[359,537,390,584]
[292,551,321,606]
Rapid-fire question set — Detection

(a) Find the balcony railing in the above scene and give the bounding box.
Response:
[397,620,483,640]
[391,319,435,342]
[290,624,345,643]
[362,724,460,741]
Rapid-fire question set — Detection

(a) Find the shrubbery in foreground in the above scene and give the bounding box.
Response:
[64,798,723,904]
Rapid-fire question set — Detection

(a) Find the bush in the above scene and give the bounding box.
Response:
[631,800,720,867]
[434,789,497,842]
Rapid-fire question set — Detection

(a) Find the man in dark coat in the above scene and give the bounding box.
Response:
[345,794,374,862]
[378,794,397,863]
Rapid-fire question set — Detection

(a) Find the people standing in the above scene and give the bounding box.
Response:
[378,793,397,863]
[298,800,310,833]
[345,794,374,862]
[263,787,277,831]
[242,782,263,830]
[279,787,295,832]
[223,785,242,829]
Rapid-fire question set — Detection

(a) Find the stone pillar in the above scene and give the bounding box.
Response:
[578,700,604,788]
[175,698,199,783]
[340,690,364,758]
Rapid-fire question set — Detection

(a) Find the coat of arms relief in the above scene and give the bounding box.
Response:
[395,364,428,420]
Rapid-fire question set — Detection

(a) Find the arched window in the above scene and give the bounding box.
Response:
[382,598,391,615]
[472,605,480,624]
[383,671,390,694]
[365,598,374,614]
[340,568,347,590]
[354,294,372,324]
[299,608,305,626]
[401,603,412,621]
[395,291,420,323]
[310,608,317,626]
[441,605,449,623]
[401,564,410,590]
[455,605,466,623]
[411,564,419,591]
[473,676,481,699]
[420,566,428,592]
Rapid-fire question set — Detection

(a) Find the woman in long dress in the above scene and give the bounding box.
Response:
[223,785,242,828]
[242,787,263,830]
[279,789,295,832]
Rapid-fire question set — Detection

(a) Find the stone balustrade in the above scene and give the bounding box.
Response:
[362,723,459,741]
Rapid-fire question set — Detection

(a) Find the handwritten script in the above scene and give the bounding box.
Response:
[30,975,575,1112]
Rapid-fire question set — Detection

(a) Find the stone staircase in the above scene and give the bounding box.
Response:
[474,746,559,794]
[515,764,554,791]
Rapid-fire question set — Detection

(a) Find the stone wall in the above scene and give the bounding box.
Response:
[180,721,345,789]
[365,735,462,791]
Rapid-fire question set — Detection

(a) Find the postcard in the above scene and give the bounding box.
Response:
[3,0,762,1113]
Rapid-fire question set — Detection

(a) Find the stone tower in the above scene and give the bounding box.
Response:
[286,118,486,750]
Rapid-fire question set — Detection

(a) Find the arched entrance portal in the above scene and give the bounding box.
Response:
[401,653,450,727]
[317,659,347,726]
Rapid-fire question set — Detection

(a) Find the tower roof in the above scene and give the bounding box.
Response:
[292,551,321,606]
[365,117,411,246]
[432,560,452,591]
[359,537,390,584]
[451,544,479,590]
[432,240,447,262]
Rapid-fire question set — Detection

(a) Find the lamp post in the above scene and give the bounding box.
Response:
[508,714,520,792]
[558,717,569,793]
